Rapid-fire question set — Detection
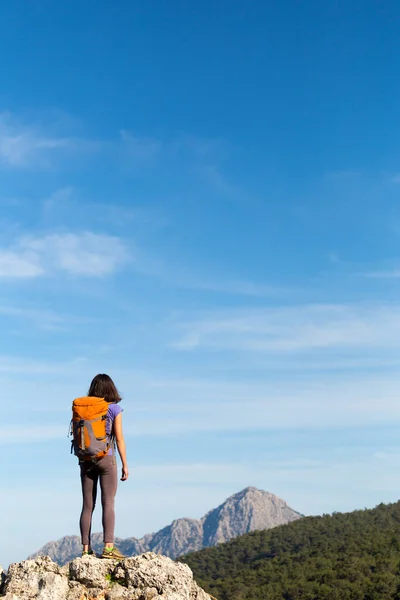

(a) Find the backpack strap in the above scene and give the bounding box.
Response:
[68,418,73,454]
[80,419,86,450]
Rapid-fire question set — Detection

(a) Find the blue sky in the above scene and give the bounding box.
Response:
[2,0,400,566]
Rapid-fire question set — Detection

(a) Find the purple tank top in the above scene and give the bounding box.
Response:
[106,403,123,454]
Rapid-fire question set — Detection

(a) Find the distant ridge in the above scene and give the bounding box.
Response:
[30,486,302,565]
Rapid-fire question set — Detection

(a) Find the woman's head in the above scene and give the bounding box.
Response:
[88,373,122,403]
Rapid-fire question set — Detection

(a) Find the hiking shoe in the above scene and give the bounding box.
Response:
[101,546,126,560]
[82,550,95,557]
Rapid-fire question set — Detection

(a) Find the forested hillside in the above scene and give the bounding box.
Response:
[181,501,400,600]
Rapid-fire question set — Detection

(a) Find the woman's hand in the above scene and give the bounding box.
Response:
[121,465,129,481]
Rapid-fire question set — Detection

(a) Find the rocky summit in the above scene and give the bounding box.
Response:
[0,552,213,600]
[30,487,302,565]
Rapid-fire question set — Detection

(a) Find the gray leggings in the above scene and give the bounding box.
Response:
[80,455,118,545]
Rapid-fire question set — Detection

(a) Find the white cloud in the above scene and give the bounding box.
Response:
[120,374,400,434]
[6,361,400,435]
[25,232,127,276]
[0,251,43,277]
[171,303,400,354]
[0,232,128,278]
[0,112,100,168]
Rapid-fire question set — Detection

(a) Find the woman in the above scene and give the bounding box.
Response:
[78,374,129,559]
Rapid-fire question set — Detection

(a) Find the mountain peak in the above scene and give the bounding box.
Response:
[230,486,280,499]
[201,486,301,547]
[213,486,297,515]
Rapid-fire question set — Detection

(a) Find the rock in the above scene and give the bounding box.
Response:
[113,552,195,595]
[65,581,88,600]
[0,566,5,593]
[1,553,213,600]
[69,555,114,589]
[191,582,213,600]
[2,556,69,600]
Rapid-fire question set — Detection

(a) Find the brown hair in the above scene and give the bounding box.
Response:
[88,374,122,403]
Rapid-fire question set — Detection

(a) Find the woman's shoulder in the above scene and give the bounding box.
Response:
[107,402,123,418]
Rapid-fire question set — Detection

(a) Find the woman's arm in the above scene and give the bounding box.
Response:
[114,412,129,481]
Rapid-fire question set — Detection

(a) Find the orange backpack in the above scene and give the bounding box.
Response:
[71,396,112,462]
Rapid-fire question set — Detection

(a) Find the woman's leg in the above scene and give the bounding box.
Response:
[80,463,98,549]
[98,455,118,546]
